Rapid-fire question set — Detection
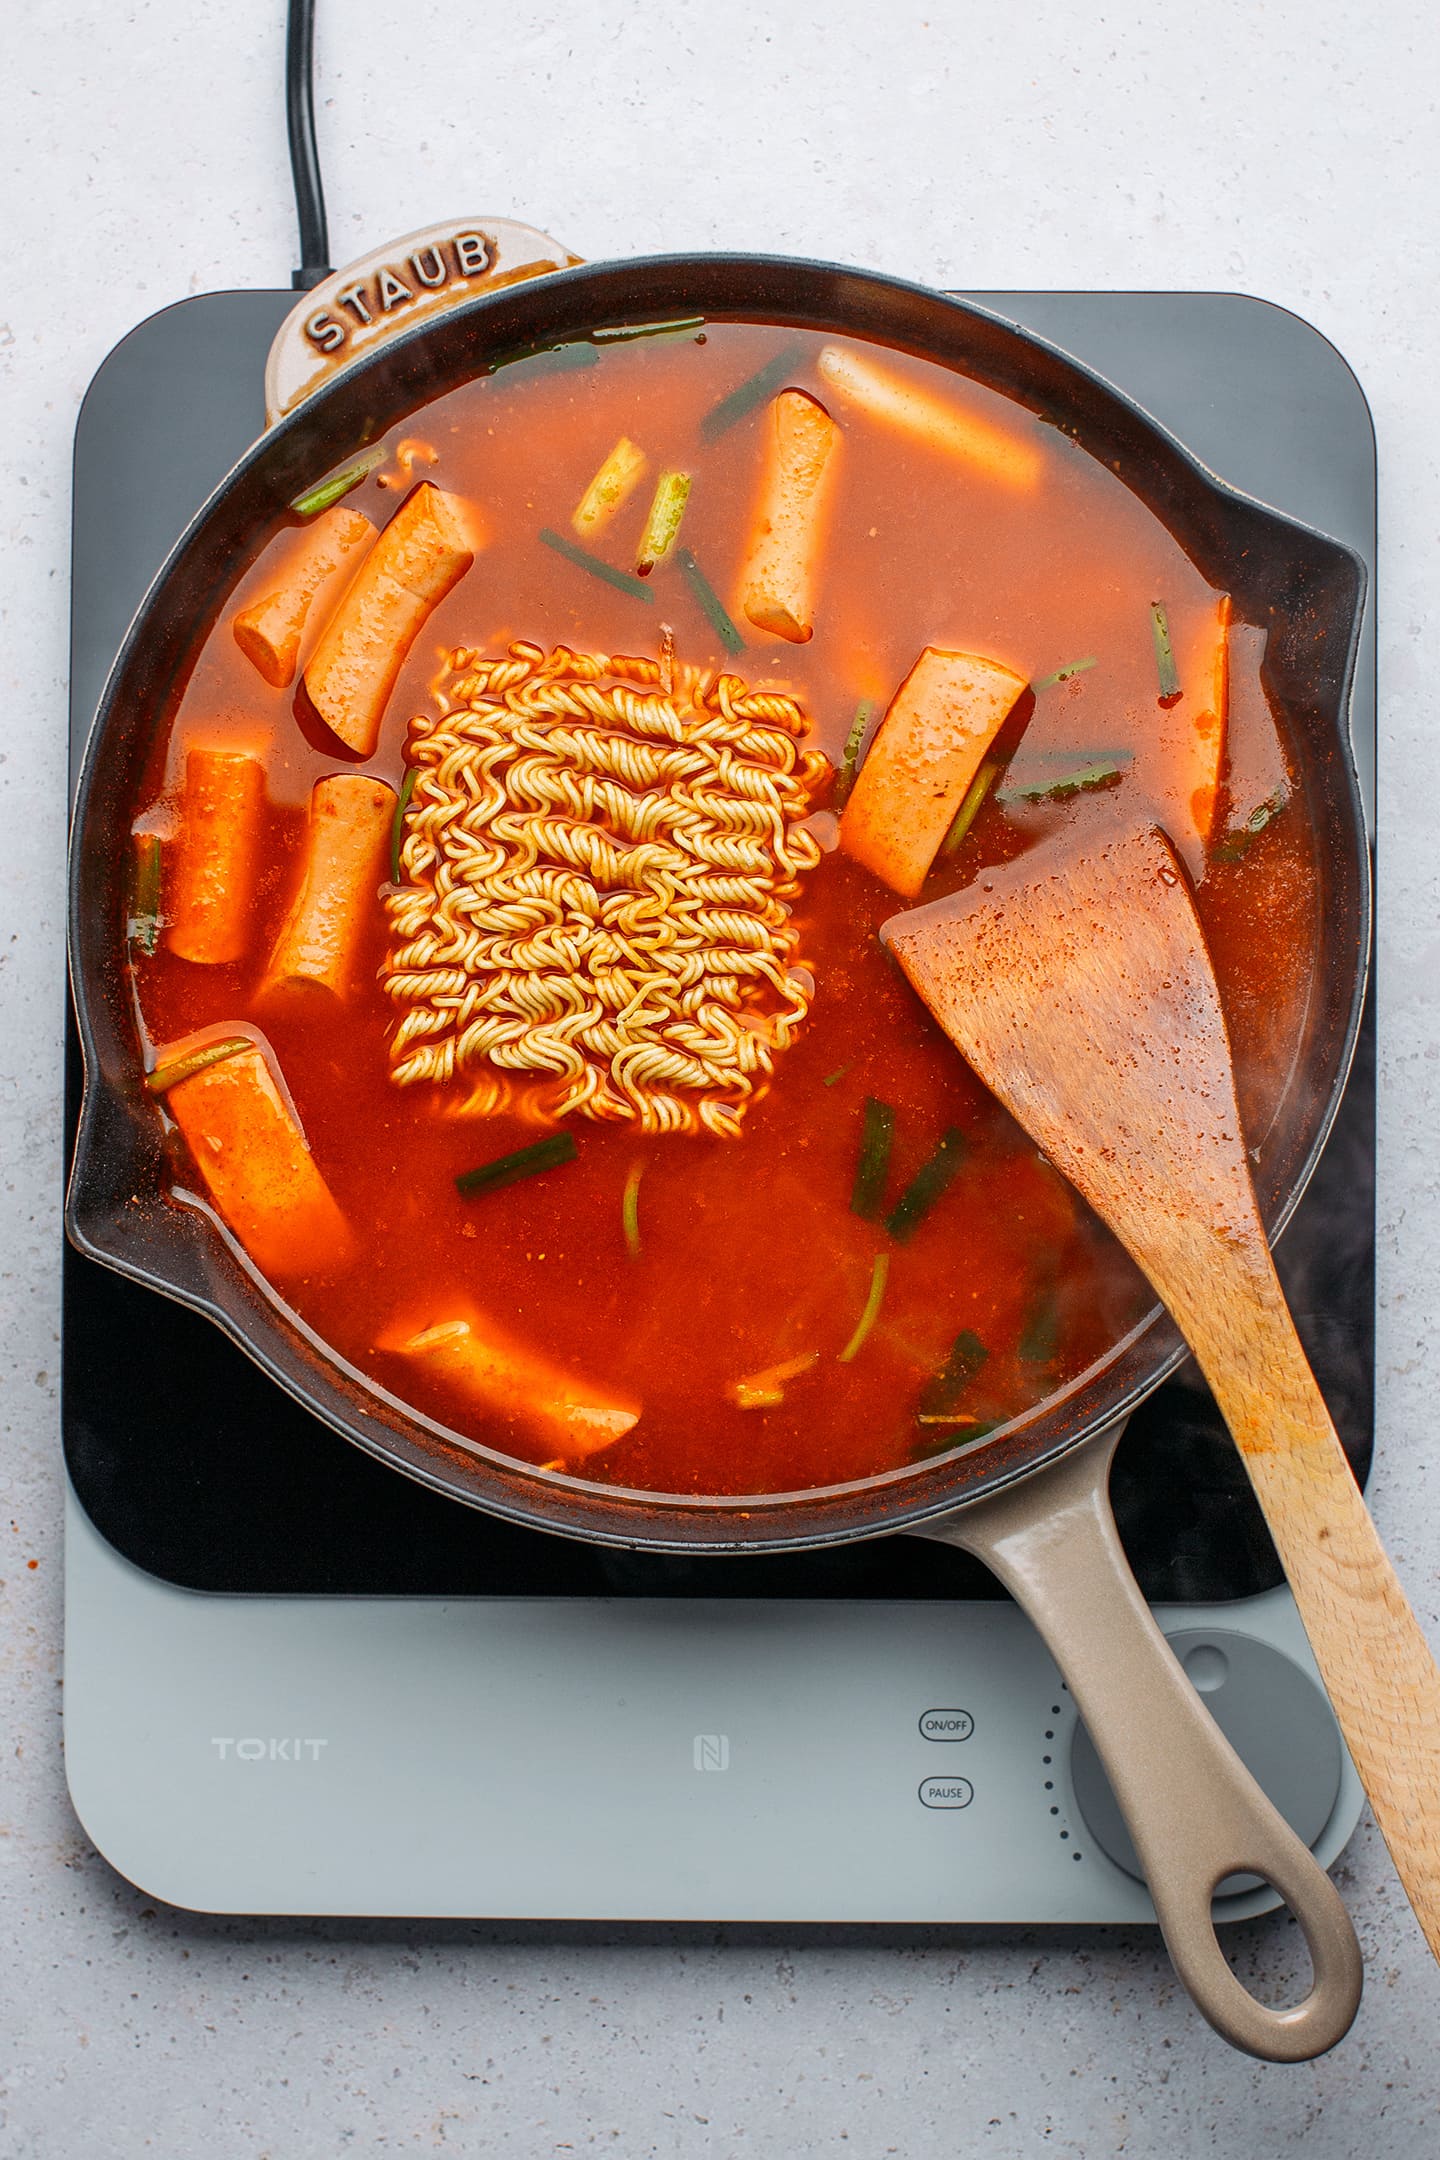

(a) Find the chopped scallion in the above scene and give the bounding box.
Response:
[1013,746,1133,760]
[1150,601,1181,701]
[1244,787,1286,832]
[572,437,648,537]
[145,1035,253,1095]
[129,833,162,954]
[838,1253,890,1364]
[700,345,806,442]
[490,340,599,376]
[539,526,653,602]
[917,1328,989,1422]
[833,700,875,809]
[914,1417,999,1457]
[850,1097,896,1220]
[1211,786,1289,863]
[676,545,744,653]
[1032,656,1098,692]
[622,1159,645,1260]
[456,1130,578,1199]
[939,760,1000,857]
[730,1349,820,1410]
[389,766,419,885]
[884,1128,966,1243]
[1018,1287,1060,1366]
[822,1065,851,1087]
[290,446,386,518]
[997,758,1128,806]
[592,317,705,344]
[635,470,693,576]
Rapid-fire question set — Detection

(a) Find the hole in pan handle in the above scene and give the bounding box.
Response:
[263,216,585,427]
[915,1422,1363,2062]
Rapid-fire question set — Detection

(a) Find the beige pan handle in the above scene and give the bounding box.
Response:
[917,1425,1362,2061]
[263,215,583,425]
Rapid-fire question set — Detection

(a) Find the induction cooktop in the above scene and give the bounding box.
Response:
[62,284,1373,1919]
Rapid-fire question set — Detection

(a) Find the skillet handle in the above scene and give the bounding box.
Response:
[263,216,584,426]
[917,1425,1362,2061]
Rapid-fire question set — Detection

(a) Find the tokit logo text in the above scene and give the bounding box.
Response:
[210,1737,330,1763]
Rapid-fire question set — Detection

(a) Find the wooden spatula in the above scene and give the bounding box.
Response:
[886,823,1440,1962]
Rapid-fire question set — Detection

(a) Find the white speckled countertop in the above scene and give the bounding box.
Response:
[4,2,1440,2151]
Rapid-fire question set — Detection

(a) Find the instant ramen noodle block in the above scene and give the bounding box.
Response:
[382,642,829,1138]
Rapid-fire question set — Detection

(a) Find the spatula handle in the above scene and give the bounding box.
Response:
[1183,1255,1440,1967]
[919,1424,1362,2061]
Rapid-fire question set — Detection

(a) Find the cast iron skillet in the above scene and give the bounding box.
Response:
[66,230,1369,2058]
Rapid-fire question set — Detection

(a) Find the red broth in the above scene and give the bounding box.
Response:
[127,322,1318,1499]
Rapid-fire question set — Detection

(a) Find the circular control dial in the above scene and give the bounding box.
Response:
[1069,1629,1343,1895]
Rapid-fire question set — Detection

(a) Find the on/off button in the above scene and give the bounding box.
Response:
[919,1707,974,1742]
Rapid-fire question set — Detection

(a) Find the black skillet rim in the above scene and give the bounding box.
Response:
[64,251,1371,1552]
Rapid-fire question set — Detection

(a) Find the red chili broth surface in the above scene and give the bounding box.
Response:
[128,322,1319,1498]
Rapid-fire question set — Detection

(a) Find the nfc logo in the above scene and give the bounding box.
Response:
[693,1733,731,1772]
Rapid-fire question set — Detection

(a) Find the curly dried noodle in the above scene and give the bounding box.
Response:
[382,642,828,1137]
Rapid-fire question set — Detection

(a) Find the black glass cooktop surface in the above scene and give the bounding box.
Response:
[63,287,1376,1599]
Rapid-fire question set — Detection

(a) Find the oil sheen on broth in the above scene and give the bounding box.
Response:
[127,322,1317,1498]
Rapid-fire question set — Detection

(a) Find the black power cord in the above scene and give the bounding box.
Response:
[286,0,332,289]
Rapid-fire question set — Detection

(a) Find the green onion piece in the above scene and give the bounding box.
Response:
[1018,1288,1060,1366]
[129,834,162,954]
[145,1035,254,1096]
[939,760,1000,857]
[490,340,600,376]
[1032,656,1098,693]
[850,1096,896,1220]
[538,526,654,603]
[913,1417,999,1457]
[592,317,705,344]
[1012,745,1133,761]
[917,1328,989,1422]
[1245,786,1288,832]
[635,470,693,576]
[1150,601,1181,700]
[572,437,648,536]
[700,345,806,442]
[622,1159,645,1261]
[731,1349,820,1409]
[389,766,419,885]
[676,546,744,653]
[997,758,1128,806]
[832,700,875,809]
[822,1065,851,1087]
[456,1130,579,1199]
[290,446,386,518]
[1211,786,1289,864]
[838,1253,890,1364]
[884,1127,966,1243]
